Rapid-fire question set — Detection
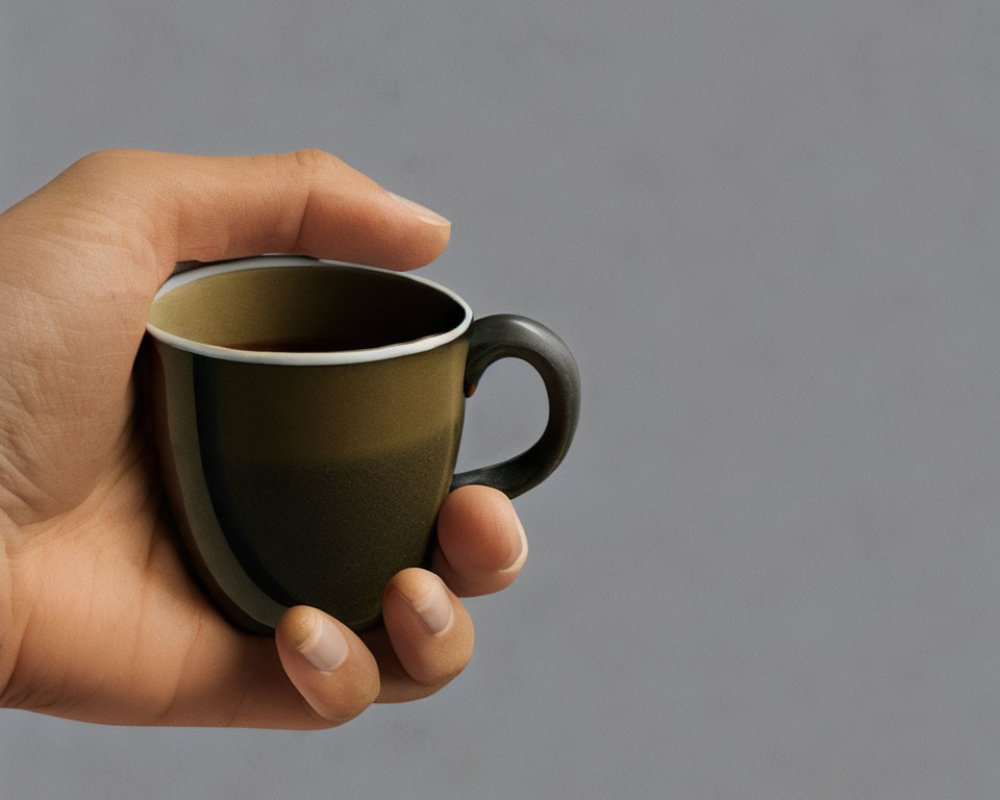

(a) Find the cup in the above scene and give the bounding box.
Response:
[145,256,579,633]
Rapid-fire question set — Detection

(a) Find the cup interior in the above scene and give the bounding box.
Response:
[147,260,470,362]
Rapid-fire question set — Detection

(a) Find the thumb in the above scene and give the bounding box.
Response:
[28,148,452,282]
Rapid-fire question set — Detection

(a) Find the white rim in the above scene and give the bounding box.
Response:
[146,257,473,365]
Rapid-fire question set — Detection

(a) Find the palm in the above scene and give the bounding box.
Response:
[6,439,245,725]
[0,217,278,723]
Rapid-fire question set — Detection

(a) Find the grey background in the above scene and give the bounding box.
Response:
[2,0,999,797]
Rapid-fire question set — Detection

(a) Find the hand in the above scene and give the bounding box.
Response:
[0,149,528,728]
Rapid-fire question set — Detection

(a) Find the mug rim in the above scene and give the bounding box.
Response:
[146,256,474,365]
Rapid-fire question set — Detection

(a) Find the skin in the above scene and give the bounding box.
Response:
[0,149,528,728]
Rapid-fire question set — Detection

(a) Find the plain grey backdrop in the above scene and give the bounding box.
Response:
[2,0,1000,797]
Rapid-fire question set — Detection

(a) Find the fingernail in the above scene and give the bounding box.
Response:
[388,192,451,226]
[295,611,349,672]
[408,580,455,635]
[500,517,529,574]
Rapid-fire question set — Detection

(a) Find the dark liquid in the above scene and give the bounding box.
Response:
[226,335,381,353]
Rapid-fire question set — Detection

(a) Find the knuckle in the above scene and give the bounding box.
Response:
[68,148,143,178]
[288,148,344,176]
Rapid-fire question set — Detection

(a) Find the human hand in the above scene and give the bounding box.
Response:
[0,149,528,727]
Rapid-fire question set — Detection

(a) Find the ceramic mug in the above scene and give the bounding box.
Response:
[145,256,580,633]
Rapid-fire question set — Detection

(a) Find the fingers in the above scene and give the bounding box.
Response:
[369,568,474,703]
[268,566,476,719]
[268,486,528,710]
[432,485,529,597]
[279,572,473,713]
[45,148,452,282]
[273,607,380,727]
[353,486,527,704]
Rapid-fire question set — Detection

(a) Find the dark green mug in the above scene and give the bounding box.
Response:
[145,256,580,633]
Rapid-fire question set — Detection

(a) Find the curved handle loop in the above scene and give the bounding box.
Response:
[451,315,580,499]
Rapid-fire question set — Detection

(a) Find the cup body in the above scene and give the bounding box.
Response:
[147,257,472,632]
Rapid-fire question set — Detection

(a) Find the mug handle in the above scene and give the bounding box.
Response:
[450,315,581,499]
